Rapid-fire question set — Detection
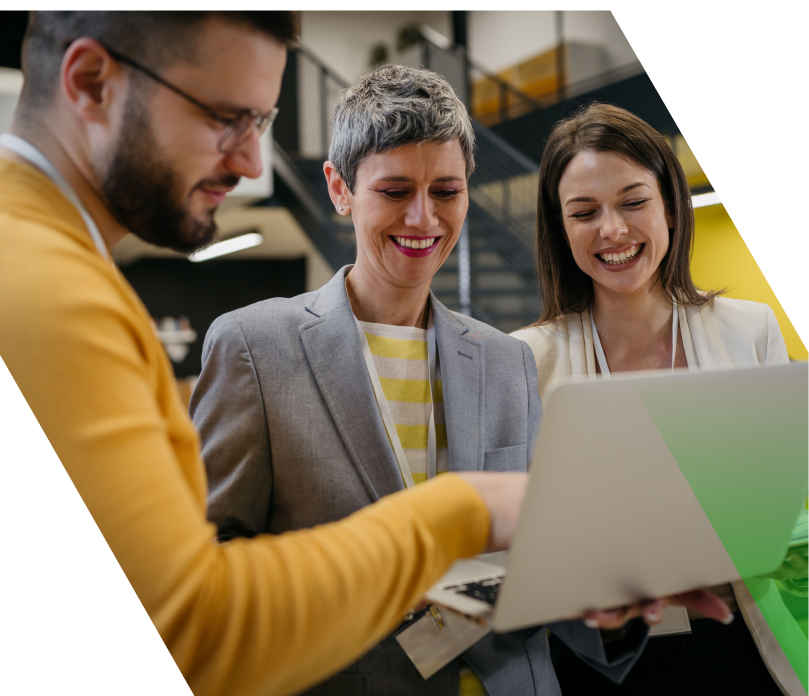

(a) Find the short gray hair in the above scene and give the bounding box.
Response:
[329,64,475,192]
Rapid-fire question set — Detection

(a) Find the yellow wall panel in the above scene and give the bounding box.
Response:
[692,203,809,360]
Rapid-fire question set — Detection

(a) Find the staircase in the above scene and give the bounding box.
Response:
[269,45,544,334]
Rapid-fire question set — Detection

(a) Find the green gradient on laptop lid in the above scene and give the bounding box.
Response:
[632,365,808,688]
[632,368,807,579]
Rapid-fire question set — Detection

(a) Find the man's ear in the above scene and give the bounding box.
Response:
[60,38,126,125]
[323,160,351,214]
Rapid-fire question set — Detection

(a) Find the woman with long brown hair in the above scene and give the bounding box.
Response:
[512,102,804,695]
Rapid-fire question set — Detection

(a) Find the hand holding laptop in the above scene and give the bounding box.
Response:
[582,588,733,630]
[451,471,734,630]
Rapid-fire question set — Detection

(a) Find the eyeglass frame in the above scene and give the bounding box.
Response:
[103,46,279,154]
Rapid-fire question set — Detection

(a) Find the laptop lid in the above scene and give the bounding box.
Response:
[491,362,808,633]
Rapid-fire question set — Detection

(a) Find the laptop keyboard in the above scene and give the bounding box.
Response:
[443,576,504,606]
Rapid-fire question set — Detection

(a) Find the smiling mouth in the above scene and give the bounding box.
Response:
[392,235,440,250]
[597,243,643,265]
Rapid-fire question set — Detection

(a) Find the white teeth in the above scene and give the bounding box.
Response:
[599,244,641,265]
[394,237,437,249]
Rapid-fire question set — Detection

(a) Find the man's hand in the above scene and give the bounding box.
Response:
[582,589,734,630]
[455,472,528,552]
[452,473,737,627]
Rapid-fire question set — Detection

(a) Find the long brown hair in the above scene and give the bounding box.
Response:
[532,102,718,326]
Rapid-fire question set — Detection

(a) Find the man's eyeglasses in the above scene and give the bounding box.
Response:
[104,47,279,155]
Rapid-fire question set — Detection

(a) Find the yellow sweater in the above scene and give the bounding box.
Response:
[0,158,490,696]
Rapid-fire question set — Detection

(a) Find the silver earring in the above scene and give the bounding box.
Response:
[337,206,344,212]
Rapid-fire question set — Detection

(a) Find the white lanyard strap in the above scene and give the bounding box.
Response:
[590,300,678,378]
[354,305,438,489]
[0,133,110,261]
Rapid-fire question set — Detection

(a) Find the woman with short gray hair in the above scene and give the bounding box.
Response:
[192,65,665,696]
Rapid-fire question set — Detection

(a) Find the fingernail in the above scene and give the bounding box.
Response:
[584,618,600,629]
[645,610,662,622]
[720,613,735,625]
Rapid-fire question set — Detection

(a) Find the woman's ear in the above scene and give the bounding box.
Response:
[323,161,351,214]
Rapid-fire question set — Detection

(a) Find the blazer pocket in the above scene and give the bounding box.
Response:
[483,443,528,472]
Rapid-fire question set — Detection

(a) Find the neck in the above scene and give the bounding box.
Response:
[6,122,130,252]
[345,261,431,329]
[591,280,674,371]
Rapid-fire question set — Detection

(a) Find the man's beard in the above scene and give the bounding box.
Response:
[100,96,239,255]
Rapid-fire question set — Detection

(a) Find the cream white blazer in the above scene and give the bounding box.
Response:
[512,296,805,696]
[512,296,789,401]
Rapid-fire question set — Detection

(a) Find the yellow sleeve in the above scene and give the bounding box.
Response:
[0,220,489,696]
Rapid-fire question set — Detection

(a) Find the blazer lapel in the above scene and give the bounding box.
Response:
[683,303,720,369]
[432,298,484,472]
[567,311,596,377]
[678,303,700,369]
[299,269,404,501]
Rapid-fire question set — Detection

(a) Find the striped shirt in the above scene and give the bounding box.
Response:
[359,320,447,484]
[360,319,485,695]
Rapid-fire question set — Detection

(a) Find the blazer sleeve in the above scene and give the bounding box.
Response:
[190,313,273,535]
[764,305,790,364]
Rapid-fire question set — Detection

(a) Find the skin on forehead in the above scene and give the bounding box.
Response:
[156,18,286,119]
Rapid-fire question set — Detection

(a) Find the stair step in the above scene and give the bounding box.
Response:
[470,288,538,298]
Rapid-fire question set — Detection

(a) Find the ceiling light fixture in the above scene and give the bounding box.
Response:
[188,232,263,263]
[691,192,721,209]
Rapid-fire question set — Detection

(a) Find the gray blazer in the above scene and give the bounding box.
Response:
[190,267,647,696]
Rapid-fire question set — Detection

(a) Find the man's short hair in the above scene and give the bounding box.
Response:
[19,11,299,115]
[329,64,475,193]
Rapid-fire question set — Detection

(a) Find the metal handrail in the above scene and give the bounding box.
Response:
[295,45,350,89]
[300,35,545,118]
[415,32,546,113]
[456,47,546,111]
[285,40,544,330]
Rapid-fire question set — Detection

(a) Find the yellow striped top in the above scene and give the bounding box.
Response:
[360,320,448,485]
[360,320,486,696]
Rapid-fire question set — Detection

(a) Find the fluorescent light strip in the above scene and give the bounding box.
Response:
[691,191,809,208]
[188,232,263,263]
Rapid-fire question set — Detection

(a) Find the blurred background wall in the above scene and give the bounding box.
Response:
[1,10,804,381]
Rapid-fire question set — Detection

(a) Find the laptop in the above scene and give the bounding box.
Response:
[426,362,808,633]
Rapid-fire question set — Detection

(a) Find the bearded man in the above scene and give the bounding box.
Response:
[0,12,531,696]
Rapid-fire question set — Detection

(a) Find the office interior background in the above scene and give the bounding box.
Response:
[1,10,805,397]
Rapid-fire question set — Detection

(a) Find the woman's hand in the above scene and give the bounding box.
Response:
[582,589,733,630]
[758,545,808,583]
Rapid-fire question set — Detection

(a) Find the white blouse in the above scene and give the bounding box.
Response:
[512,295,801,695]
[511,296,789,403]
